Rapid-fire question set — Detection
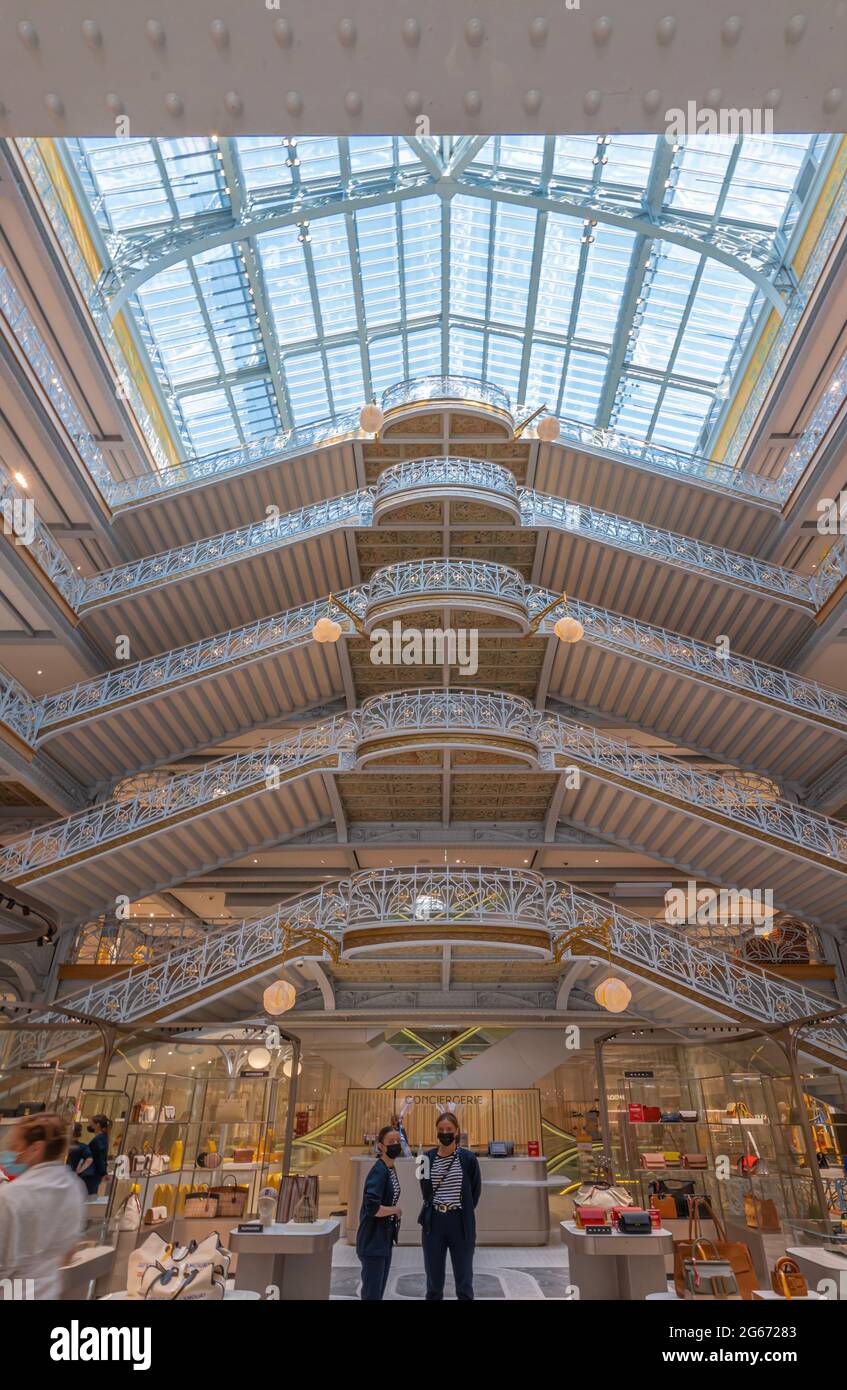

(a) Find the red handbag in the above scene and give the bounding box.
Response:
[574,1206,607,1229]
[643,1106,661,1123]
[628,1103,645,1123]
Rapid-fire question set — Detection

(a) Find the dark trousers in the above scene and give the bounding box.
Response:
[359,1249,393,1300]
[422,1209,475,1300]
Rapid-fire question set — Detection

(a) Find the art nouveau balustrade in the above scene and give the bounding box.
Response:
[12,871,847,1073]
[2,690,845,925]
[74,464,824,618]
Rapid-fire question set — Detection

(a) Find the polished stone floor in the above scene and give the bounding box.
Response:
[330,1240,577,1299]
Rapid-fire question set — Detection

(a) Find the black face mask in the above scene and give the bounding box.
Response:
[384,1143,403,1160]
[437,1131,457,1147]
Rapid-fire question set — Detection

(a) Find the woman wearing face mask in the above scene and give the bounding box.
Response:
[355,1125,403,1300]
[85,1114,110,1196]
[0,1113,86,1299]
[418,1111,481,1301]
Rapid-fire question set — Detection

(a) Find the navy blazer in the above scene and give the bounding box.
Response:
[356,1158,400,1258]
[418,1146,482,1242]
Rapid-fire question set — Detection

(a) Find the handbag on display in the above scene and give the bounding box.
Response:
[679,1110,698,1122]
[663,1151,681,1164]
[673,1198,756,1300]
[683,1241,742,1301]
[573,1181,633,1211]
[771,1257,808,1299]
[640,1152,667,1170]
[183,1191,219,1219]
[661,1111,682,1123]
[232,1148,255,1163]
[682,1153,708,1169]
[144,1205,168,1226]
[649,1193,678,1221]
[208,1174,249,1217]
[744,1194,781,1232]
[128,1233,231,1302]
[158,1105,176,1122]
[628,1103,644,1123]
[278,1173,320,1223]
[574,1206,608,1229]
[112,1192,142,1232]
[642,1106,661,1123]
[132,1103,157,1124]
[617,1210,653,1234]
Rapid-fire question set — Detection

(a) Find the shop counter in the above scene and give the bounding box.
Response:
[230,1217,341,1299]
[561,1220,674,1300]
[347,1154,550,1246]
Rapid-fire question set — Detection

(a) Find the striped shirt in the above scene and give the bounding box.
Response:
[431,1150,464,1206]
[388,1166,401,1208]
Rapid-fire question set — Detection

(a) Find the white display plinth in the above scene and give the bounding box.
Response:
[561,1220,674,1300]
[229,1218,341,1300]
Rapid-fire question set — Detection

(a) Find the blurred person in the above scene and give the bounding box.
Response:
[356,1124,403,1300]
[66,1123,94,1190]
[0,1113,85,1299]
[85,1113,110,1196]
[418,1111,481,1301]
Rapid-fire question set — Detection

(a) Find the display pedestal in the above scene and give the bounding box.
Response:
[59,1244,116,1300]
[785,1246,847,1299]
[230,1218,340,1299]
[752,1289,822,1301]
[724,1218,784,1286]
[560,1221,673,1299]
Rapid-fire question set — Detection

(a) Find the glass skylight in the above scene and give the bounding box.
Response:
[61,132,828,459]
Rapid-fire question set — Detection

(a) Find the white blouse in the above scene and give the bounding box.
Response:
[0,1162,86,1300]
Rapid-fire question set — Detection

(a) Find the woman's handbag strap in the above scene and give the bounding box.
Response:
[432,1149,461,1194]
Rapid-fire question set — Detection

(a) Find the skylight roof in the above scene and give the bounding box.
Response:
[64,132,826,459]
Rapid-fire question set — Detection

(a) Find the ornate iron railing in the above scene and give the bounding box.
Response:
[0,466,85,609]
[16,560,847,746]
[108,409,363,508]
[12,870,847,1067]
[521,489,818,606]
[77,490,374,608]
[375,454,519,504]
[71,914,255,964]
[381,374,512,416]
[4,689,847,882]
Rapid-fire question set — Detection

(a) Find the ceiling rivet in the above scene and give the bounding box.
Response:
[464,89,482,115]
[81,20,102,49]
[583,89,602,115]
[705,87,722,107]
[523,89,542,115]
[285,90,303,116]
[404,89,423,113]
[642,88,662,113]
[823,86,843,112]
[528,17,548,45]
[785,14,807,42]
[145,19,165,48]
[44,93,65,117]
[164,92,183,117]
[721,16,743,44]
[764,87,782,108]
[210,20,229,48]
[337,17,357,46]
[345,90,362,116]
[402,18,421,46]
[105,93,124,115]
[224,91,242,116]
[17,21,38,49]
[465,17,485,46]
[656,15,677,44]
[273,18,293,47]
[592,16,613,44]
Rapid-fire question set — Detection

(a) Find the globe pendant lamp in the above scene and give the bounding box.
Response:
[595,977,632,1013]
[312,615,342,643]
[263,979,296,1015]
[536,414,560,442]
[554,612,585,644]
[359,400,384,433]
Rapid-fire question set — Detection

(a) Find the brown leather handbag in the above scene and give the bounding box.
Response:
[673,1197,757,1300]
[650,1193,678,1220]
[208,1173,248,1217]
[771,1256,808,1299]
[682,1153,708,1169]
[744,1193,780,1232]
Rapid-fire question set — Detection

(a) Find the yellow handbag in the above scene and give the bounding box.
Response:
[663,1151,681,1164]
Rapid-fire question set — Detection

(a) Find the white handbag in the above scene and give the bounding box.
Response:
[127,1232,231,1301]
[573,1182,633,1211]
[112,1192,142,1232]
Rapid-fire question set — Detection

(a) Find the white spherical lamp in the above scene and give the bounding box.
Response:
[246,1046,272,1070]
[536,414,560,442]
[359,401,384,433]
[282,1055,304,1078]
[595,977,632,1013]
[263,979,296,1016]
[312,616,343,644]
[554,614,585,644]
